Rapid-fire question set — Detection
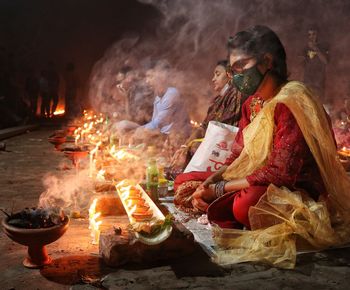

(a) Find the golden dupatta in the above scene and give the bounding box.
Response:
[213,81,350,268]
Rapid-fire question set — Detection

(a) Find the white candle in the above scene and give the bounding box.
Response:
[89,151,94,177]
[75,134,80,146]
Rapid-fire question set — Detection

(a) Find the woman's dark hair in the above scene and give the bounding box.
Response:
[227,25,288,82]
[216,60,229,68]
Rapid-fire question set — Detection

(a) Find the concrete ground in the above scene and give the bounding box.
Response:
[1,128,350,290]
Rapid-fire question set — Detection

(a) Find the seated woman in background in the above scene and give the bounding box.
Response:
[169,60,243,177]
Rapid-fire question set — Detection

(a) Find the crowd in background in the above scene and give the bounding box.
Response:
[0,27,349,150]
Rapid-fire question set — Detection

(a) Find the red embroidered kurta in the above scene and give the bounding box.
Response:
[224,93,327,200]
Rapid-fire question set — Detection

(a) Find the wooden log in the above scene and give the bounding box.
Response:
[99,219,195,267]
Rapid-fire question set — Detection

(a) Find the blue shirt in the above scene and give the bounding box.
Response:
[143,87,191,137]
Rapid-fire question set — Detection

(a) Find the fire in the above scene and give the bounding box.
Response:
[109,145,139,161]
[129,204,137,215]
[53,109,65,116]
[116,183,138,219]
[89,141,101,177]
[88,198,102,245]
[96,169,106,181]
[190,119,201,128]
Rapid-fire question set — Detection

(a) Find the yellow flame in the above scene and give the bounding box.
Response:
[53,109,65,115]
[129,204,137,215]
[90,141,101,155]
[110,147,138,161]
[88,198,102,245]
[96,169,106,181]
[190,119,201,127]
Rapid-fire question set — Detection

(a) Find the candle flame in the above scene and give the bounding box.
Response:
[190,119,201,128]
[96,169,106,181]
[129,204,137,215]
[53,109,65,116]
[88,198,102,245]
[109,146,138,161]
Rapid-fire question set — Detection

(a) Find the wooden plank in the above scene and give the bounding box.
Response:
[160,197,216,257]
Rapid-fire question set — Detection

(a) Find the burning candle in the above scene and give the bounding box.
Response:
[75,134,80,146]
[89,198,102,245]
[89,142,101,177]
[96,169,106,181]
[89,151,94,177]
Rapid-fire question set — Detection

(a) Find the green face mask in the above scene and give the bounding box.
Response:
[232,65,264,96]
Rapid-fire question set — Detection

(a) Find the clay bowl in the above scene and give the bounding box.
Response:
[63,149,89,166]
[48,136,66,150]
[53,130,66,137]
[65,126,77,136]
[2,216,69,268]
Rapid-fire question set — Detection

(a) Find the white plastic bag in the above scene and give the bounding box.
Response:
[184,121,238,173]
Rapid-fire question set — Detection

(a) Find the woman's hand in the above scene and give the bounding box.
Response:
[202,165,228,188]
[202,176,215,189]
[192,184,216,212]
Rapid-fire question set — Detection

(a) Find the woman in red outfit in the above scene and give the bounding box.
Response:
[175,25,338,229]
[175,25,350,268]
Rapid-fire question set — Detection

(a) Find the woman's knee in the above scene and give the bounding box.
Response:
[233,186,267,227]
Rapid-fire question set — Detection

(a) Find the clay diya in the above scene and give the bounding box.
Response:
[48,136,66,150]
[63,148,89,166]
[2,216,69,268]
[65,125,77,136]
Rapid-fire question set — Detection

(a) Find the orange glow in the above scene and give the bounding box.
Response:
[53,108,65,116]
[338,147,350,157]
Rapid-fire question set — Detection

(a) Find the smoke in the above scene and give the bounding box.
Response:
[38,169,94,212]
[38,150,152,212]
[88,0,350,122]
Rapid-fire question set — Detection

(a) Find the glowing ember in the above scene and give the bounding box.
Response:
[88,198,102,245]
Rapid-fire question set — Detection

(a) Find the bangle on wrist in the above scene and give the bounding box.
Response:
[214,180,227,199]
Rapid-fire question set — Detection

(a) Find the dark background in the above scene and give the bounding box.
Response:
[0,0,160,97]
[1,0,349,123]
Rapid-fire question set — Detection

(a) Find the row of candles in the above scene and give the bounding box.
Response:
[72,111,204,245]
[71,111,106,244]
[72,110,139,245]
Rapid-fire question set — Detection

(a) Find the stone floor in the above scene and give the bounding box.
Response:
[1,128,350,290]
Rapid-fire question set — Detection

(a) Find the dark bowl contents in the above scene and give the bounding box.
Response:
[7,207,65,229]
